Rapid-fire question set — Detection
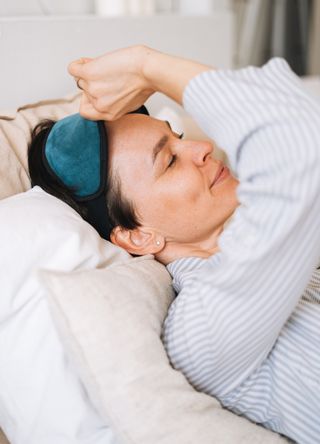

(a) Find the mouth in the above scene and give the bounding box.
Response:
[210,163,230,188]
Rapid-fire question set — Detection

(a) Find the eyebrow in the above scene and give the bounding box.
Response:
[152,135,169,165]
[151,121,172,166]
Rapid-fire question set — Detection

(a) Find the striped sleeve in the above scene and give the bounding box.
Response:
[162,58,320,397]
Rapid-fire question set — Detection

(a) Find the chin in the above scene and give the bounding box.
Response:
[223,200,239,229]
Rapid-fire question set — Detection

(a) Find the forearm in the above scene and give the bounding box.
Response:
[69,45,213,120]
[182,58,320,169]
[142,46,212,105]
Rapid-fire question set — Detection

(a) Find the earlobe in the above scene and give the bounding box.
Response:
[110,226,165,256]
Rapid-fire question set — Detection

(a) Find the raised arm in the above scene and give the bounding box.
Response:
[68,45,211,120]
[163,58,320,397]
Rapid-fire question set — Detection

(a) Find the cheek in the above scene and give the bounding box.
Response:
[162,178,200,207]
[136,173,205,224]
[132,172,239,234]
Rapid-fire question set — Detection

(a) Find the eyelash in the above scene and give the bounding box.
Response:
[167,154,177,168]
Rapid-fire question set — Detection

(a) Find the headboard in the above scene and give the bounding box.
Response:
[0,13,234,112]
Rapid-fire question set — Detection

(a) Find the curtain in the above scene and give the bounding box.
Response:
[236,0,314,75]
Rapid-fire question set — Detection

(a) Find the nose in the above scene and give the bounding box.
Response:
[183,141,214,166]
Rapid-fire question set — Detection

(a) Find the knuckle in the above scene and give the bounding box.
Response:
[68,61,77,75]
[95,98,108,113]
[88,84,100,97]
[79,103,90,117]
[84,64,97,79]
[79,109,91,119]
[79,103,95,120]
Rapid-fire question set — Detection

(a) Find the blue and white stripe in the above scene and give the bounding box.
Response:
[162,58,320,444]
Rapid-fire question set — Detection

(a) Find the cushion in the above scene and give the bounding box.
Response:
[41,265,289,444]
[0,430,9,444]
[0,94,285,444]
[0,92,81,200]
[0,187,130,444]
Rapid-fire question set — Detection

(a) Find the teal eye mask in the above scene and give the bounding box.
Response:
[42,106,149,240]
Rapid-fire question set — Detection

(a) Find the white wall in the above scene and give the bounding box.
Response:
[0,0,232,16]
[0,0,94,16]
[0,13,234,110]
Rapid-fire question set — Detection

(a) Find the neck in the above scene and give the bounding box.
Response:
[155,225,222,266]
[155,212,236,266]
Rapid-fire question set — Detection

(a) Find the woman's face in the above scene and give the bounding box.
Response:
[105,114,239,244]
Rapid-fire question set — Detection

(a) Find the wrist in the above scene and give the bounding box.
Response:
[141,46,213,105]
[140,46,162,92]
[142,47,184,103]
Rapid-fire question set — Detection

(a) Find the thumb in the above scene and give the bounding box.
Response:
[68,57,93,78]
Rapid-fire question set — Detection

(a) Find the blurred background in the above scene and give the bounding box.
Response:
[0,0,319,75]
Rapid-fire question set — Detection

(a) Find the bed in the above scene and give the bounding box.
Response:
[1,12,319,444]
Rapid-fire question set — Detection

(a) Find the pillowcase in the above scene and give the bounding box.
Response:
[0,92,81,200]
[0,94,285,444]
[0,92,181,443]
[41,265,289,444]
[0,187,130,444]
[0,430,9,444]
[1,93,87,443]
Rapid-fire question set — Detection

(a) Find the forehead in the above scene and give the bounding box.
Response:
[104,114,166,166]
[106,114,170,199]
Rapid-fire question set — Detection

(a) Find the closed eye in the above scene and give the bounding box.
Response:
[166,133,183,169]
[167,154,177,169]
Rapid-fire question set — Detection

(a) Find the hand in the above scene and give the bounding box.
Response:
[68,45,212,121]
[68,45,155,120]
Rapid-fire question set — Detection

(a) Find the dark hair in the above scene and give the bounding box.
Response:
[28,119,141,236]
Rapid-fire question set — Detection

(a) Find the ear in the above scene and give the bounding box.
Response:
[110,226,165,256]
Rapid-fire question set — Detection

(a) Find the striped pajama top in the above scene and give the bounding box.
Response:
[162,58,320,444]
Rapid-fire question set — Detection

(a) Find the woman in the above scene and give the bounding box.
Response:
[29,46,320,443]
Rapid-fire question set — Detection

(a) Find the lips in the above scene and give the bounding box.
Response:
[210,163,231,188]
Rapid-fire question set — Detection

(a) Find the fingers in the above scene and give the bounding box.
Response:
[79,93,116,121]
[76,78,84,91]
[75,77,91,93]
[69,56,119,121]
[74,77,104,100]
[79,93,102,120]
[68,57,93,79]
[69,57,93,95]
[68,48,152,121]
[80,92,127,121]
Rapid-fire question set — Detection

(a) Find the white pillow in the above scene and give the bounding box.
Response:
[0,186,129,444]
[0,94,285,444]
[41,264,289,444]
